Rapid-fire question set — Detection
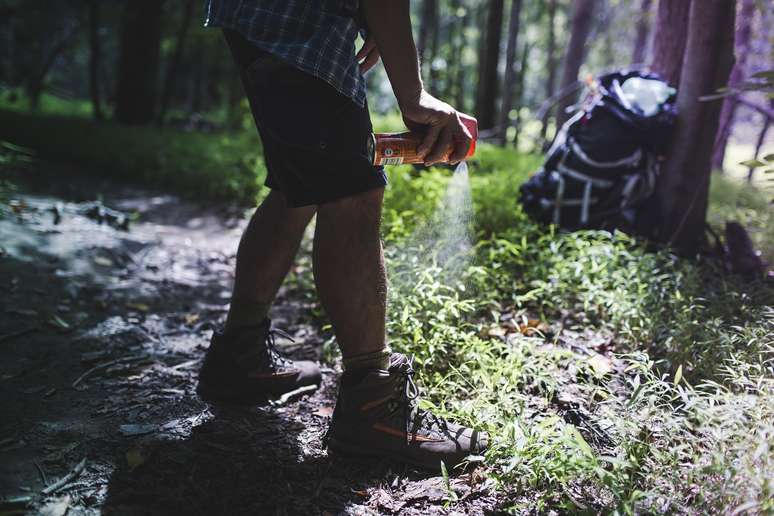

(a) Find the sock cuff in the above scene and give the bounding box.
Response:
[342,348,392,371]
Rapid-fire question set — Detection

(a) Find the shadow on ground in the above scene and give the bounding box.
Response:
[2,168,495,515]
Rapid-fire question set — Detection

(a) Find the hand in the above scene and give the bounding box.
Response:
[356,35,381,73]
[398,90,473,166]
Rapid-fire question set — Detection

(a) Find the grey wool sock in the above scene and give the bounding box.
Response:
[224,300,271,333]
[342,348,392,373]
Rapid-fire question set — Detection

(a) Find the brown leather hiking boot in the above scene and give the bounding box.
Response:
[197,319,321,404]
[326,353,488,471]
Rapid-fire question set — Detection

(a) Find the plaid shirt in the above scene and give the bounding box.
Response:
[205,0,366,107]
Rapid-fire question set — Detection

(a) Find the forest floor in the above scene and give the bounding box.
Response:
[0,166,498,515]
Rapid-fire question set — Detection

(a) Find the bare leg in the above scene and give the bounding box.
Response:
[313,188,387,359]
[226,190,316,330]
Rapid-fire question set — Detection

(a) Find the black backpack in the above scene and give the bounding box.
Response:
[520,70,677,235]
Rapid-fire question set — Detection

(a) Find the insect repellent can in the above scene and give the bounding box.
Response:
[369,114,478,166]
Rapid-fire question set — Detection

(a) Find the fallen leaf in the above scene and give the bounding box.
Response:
[587,353,613,377]
[518,318,549,336]
[487,326,507,338]
[314,406,334,417]
[126,302,150,312]
[47,315,71,331]
[184,313,200,325]
[126,448,147,471]
[119,424,156,437]
[93,256,113,267]
[38,495,70,516]
[6,308,38,317]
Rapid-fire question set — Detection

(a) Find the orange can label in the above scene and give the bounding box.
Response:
[373,133,424,166]
[370,114,478,166]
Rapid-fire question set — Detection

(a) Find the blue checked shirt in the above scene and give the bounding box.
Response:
[205,0,367,107]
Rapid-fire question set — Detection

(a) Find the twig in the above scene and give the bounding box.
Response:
[41,458,86,495]
[169,358,199,371]
[33,461,47,486]
[269,384,317,407]
[71,355,145,388]
[0,327,37,344]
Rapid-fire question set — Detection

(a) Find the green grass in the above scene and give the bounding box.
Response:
[372,154,774,513]
[0,108,267,203]
[2,107,773,514]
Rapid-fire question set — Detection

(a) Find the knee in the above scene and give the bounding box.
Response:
[318,188,384,228]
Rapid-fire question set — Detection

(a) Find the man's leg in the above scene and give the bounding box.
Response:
[318,188,488,470]
[225,189,316,332]
[197,189,321,404]
[313,187,389,369]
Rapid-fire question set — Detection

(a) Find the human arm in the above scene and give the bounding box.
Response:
[360,0,472,165]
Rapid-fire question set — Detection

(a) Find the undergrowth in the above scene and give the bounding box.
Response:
[0,109,266,203]
[374,156,774,514]
[2,108,772,513]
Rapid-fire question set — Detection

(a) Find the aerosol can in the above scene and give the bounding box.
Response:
[369,114,478,166]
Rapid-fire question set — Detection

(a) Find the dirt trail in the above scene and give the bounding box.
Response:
[0,170,495,515]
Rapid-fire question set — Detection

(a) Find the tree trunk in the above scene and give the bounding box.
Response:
[631,0,653,66]
[657,0,736,255]
[27,26,78,111]
[555,0,597,130]
[497,0,523,145]
[475,0,505,131]
[88,0,103,121]
[417,0,438,80]
[157,0,195,125]
[748,117,771,183]
[443,0,461,101]
[712,0,756,172]
[512,42,530,150]
[428,2,441,94]
[540,0,559,143]
[650,0,692,86]
[190,36,206,113]
[453,3,471,112]
[115,0,163,125]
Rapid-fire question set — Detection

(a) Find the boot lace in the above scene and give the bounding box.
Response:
[265,327,295,370]
[392,356,449,441]
[239,326,295,371]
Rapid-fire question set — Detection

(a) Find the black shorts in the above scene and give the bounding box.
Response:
[223,29,387,207]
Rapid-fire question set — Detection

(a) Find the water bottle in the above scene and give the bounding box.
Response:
[620,77,675,117]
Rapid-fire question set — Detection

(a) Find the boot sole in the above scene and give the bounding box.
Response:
[327,436,447,471]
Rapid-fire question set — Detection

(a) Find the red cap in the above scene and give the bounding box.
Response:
[458,113,478,158]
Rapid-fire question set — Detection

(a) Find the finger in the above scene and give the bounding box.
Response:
[356,37,376,61]
[449,125,473,163]
[418,123,443,158]
[359,49,381,73]
[425,124,454,165]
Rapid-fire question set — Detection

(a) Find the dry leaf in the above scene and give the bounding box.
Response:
[93,256,113,267]
[587,353,613,377]
[127,302,150,312]
[38,495,71,516]
[126,448,147,471]
[47,315,71,331]
[314,406,334,417]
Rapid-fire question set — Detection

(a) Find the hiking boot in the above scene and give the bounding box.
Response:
[197,319,321,404]
[326,353,488,470]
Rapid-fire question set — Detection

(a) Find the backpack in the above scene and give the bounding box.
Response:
[520,70,677,235]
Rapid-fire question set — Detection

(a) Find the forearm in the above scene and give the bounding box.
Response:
[361,0,423,107]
